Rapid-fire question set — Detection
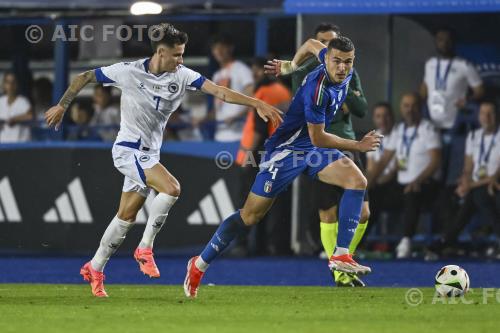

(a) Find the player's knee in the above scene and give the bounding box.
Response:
[159,181,181,197]
[346,173,367,190]
[116,211,136,223]
[319,208,337,223]
[240,209,263,226]
[168,182,181,197]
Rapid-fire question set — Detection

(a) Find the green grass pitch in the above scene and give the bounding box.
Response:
[0,284,498,333]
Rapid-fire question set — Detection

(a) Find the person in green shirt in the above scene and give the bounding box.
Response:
[290,23,371,287]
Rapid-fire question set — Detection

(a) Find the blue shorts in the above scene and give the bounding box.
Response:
[251,147,345,198]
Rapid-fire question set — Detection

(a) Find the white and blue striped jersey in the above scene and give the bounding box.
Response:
[95,58,206,152]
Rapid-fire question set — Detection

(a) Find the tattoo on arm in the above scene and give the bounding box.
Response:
[58,70,97,110]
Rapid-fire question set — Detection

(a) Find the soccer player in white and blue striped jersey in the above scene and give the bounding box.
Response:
[45,23,283,297]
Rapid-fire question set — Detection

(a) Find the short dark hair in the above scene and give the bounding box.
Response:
[149,23,188,52]
[372,102,394,119]
[434,26,456,40]
[314,23,341,37]
[210,34,234,47]
[328,36,355,53]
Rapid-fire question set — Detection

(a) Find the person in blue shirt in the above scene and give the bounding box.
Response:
[183,36,382,298]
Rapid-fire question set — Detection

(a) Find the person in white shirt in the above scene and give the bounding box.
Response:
[421,28,484,131]
[45,23,282,298]
[427,101,500,259]
[207,35,254,142]
[0,72,33,142]
[366,102,400,229]
[421,27,484,188]
[90,85,120,141]
[372,93,442,258]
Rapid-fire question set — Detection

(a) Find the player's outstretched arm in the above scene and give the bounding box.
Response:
[45,70,97,129]
[308,123,382,152]
[264,39,327,77]
[201,79,283,127]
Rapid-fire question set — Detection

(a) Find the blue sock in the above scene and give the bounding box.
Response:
[336,189,365,249]
[200,211,249,264]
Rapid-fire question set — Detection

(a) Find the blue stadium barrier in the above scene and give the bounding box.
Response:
[1,257,499,287]
[0,141,240,159]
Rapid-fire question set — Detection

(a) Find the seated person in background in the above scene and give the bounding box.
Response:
[67,101,100,141]
[32,77,53,127]
[373,93,442,258]
[366,102,400,229]
[0,71,33,142]
[427,100,500,260]
[90,85,120,141]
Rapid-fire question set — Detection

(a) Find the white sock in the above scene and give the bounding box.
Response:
[195,256,209,272]
[333,247,349,256]
[138,193,178,249]
[90,216,134,272]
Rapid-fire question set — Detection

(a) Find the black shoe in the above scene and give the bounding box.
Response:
[350,274,366,287]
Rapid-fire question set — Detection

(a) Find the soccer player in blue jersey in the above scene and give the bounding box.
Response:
[45,23,283,297]
[184,36,382,298]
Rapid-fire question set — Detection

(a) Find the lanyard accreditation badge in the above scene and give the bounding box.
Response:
[476,129,498,179]
[398,124,418,171]
[430,58,453,117]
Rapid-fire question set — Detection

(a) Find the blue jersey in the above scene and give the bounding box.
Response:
[265,48,352,151]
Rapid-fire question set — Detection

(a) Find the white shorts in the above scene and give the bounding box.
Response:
[112,143,159,197]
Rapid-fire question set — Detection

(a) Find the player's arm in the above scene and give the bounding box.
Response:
[224,83,255,125]
[265,39,327,76]
[307,122,381,152]
[45,70,97,129]
[200,79,283,127]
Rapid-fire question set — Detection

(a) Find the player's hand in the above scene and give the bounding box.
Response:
[356,130,383,152]
[255,101,284,127]
[45,105,66,130]
[264,59,297,77]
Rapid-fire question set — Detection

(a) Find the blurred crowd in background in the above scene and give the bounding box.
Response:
[1,22,499,260]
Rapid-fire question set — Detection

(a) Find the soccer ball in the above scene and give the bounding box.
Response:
[434,265,470,297]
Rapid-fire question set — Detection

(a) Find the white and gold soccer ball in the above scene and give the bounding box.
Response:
[434,265,470,297]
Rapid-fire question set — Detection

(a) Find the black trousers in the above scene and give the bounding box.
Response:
[368,179,402,228]
[443,186,500,244]
[400,181,439,238]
